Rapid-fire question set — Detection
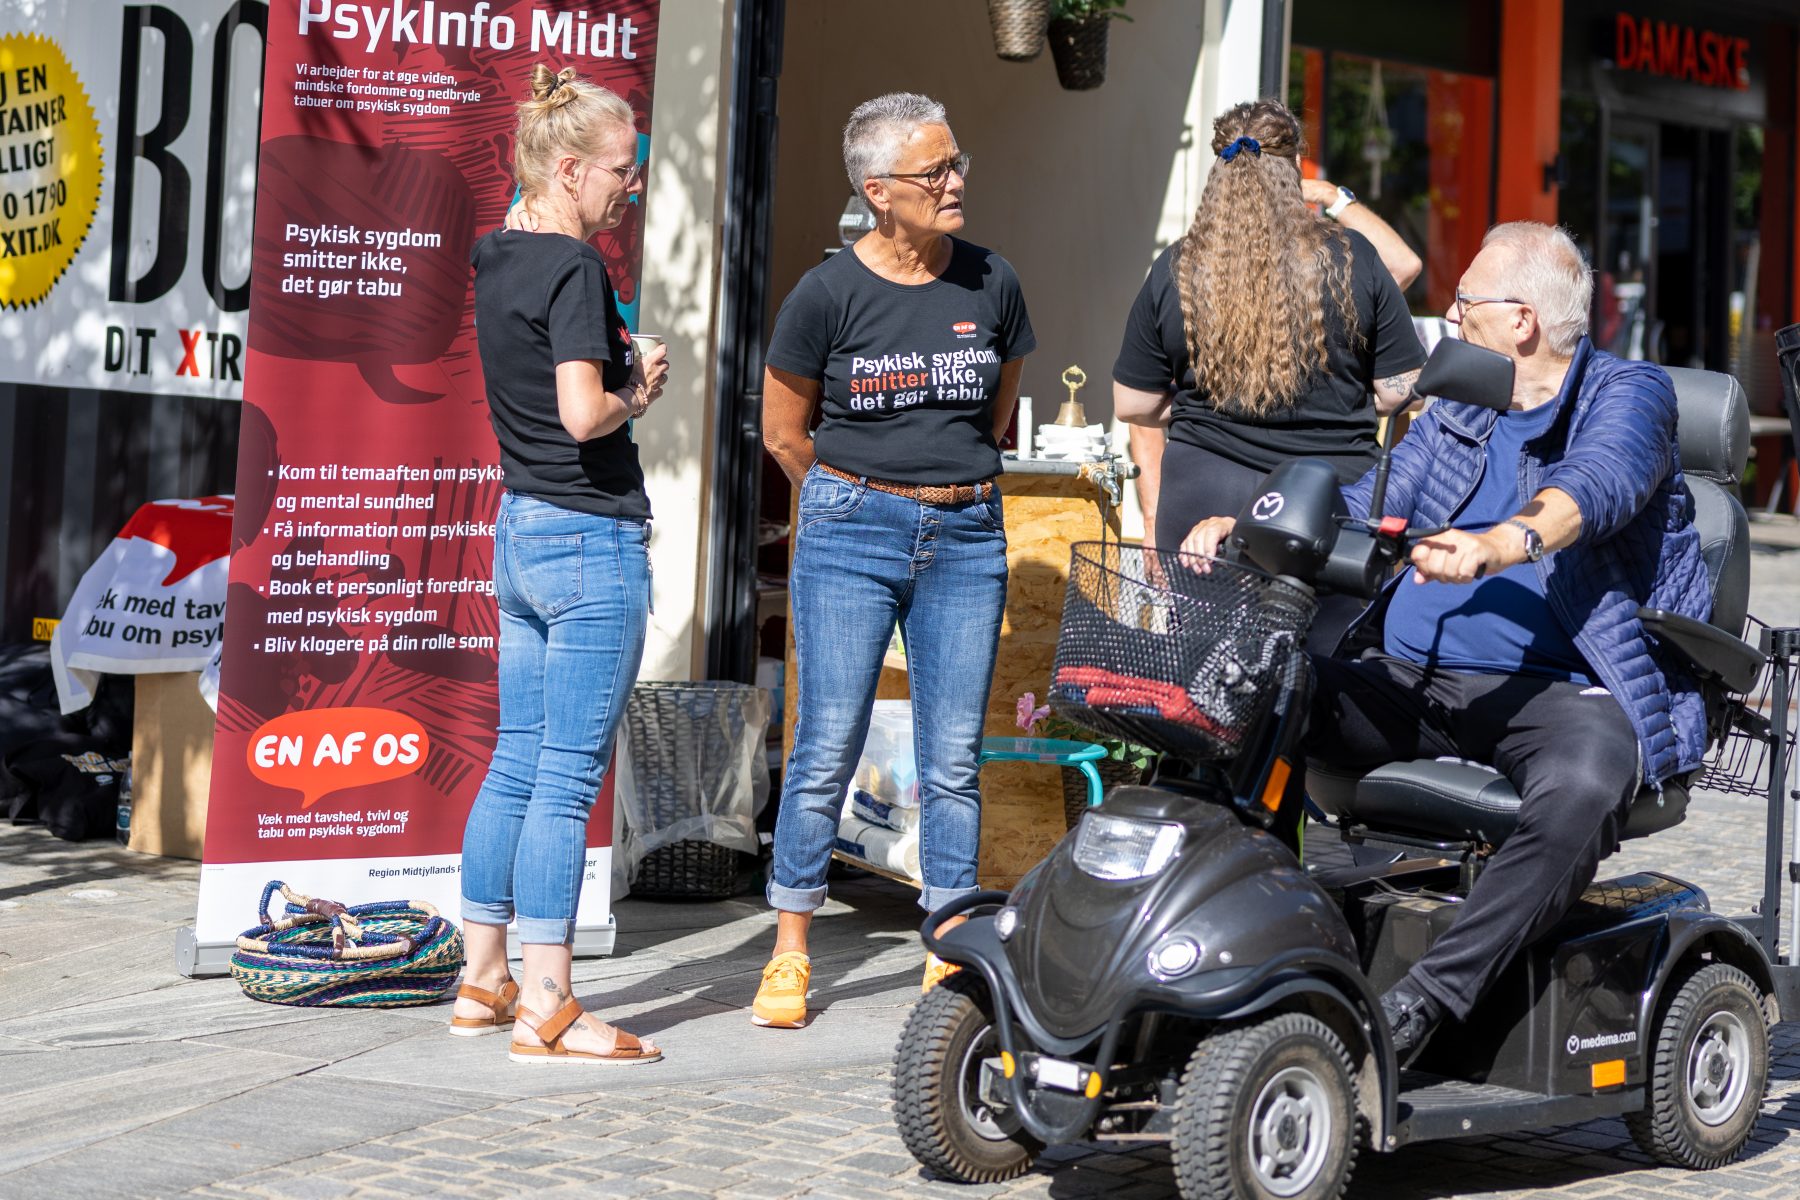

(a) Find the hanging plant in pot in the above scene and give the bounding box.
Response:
[987,0,1051,61]
[1048,0,1131,91]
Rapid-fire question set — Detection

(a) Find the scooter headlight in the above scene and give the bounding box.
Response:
[995,906,1019,941]
[1072,813,1183,881]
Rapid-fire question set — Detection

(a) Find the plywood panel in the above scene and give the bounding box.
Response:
[779,472,1119,890]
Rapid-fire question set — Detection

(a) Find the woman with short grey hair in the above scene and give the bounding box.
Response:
[753,92,1036,1028]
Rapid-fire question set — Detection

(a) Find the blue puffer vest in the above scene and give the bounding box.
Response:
[1341,338,1711,788]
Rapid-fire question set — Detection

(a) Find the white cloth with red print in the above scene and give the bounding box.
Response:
[51,496,233,714]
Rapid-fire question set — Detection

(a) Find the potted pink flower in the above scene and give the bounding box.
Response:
[1016,690,1155,829]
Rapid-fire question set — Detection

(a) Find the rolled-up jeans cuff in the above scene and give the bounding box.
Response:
[767,880,828,914]
[920,883,979,914]
[514,916,576,946]
[462,898,513,928]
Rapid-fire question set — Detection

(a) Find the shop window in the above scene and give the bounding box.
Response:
[1559,94,1601,290]
[1290,48,1495,316]
[1729,124,1766,384]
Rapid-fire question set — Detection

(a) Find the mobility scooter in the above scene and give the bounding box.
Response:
[892,338,1800,1199]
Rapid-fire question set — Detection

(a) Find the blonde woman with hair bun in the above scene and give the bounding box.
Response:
[453,64,666,1066]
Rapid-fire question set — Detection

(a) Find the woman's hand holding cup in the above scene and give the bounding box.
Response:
[627,337,668,419]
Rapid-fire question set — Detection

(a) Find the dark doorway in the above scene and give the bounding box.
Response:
[703,0,786,684]
[1588,114,1746,373]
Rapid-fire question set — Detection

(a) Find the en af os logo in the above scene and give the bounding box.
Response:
[951,320,977,338]
[248,707,429,809]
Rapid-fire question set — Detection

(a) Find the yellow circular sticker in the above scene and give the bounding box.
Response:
[0,34,103,309]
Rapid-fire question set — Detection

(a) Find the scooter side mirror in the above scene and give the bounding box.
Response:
[1414,337,1515,412]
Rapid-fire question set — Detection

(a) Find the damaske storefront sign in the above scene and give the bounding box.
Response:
[1612,12,1750,92]
[1567,1,1769,123]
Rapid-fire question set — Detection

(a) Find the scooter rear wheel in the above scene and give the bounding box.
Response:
[1172,1013,1357,1200]
[894,972,1041,1183]
[1625,962,1768,1169]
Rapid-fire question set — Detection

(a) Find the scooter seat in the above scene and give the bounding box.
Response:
[1306,759,1690,848]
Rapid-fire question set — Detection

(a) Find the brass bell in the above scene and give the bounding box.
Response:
[1053,364,1088,427]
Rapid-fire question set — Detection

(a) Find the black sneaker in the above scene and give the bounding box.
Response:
[1379,983,1443,1063]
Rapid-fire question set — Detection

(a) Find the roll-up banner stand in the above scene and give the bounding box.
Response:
[179,0,661,975]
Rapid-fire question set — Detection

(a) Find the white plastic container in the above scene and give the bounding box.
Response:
[851,699,919,808]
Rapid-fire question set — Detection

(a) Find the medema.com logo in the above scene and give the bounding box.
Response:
[1566,1030,1638,1056]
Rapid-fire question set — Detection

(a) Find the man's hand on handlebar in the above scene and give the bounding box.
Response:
[1409,528,1506,585]
[1175,516,1511,584]
[1180,516,1237,567]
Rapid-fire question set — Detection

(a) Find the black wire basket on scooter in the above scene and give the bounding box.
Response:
[1049,541,1316,762]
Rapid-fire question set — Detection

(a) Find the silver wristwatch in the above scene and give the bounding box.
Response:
[1505,518,1544,563]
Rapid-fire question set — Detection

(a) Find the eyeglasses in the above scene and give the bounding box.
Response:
[601,159,646,187]
[1451,290,1525,323]
[880,153,971,189]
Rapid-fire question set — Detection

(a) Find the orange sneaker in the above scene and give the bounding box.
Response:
[922,952,961,994]
[751,951,811,1027]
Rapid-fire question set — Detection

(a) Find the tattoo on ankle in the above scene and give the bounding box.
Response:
[541,977,562,999]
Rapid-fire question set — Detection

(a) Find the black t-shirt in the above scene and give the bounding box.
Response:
[1112,229,1425,482]
[764,237,1036,485]
[471,229,649,519]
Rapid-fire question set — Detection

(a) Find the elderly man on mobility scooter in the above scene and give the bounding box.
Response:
[894,221,1788,1198]
[1183,219,1713,1059]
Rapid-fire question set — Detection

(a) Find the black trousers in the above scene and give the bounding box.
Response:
[1155,439,1362,653]
[1309,653,1641,1020]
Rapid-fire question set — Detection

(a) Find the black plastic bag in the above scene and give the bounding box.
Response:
[0,735,128,841]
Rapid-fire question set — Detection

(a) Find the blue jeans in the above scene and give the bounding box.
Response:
[461,490,649,944]
[771,465,1008,915]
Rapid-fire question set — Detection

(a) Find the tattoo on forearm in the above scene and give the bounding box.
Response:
[1381,368,1422,397]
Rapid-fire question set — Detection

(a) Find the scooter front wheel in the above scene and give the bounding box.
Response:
[1172,1013,1357,1200]
[1626,962,1769,1168]
[894,972,1042,1183]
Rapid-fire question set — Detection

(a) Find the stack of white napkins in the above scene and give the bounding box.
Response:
[1034,423,1110,461]
[835,788,921,879]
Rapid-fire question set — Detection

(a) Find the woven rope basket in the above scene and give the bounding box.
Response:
[988,0,1050,60]
[230,881,464,1007]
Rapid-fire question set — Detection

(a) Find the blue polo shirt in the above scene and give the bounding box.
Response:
[1382,395,1595,685]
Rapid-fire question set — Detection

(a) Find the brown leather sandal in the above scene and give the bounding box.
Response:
[447,978,520,1037]
[508,997,662,1065]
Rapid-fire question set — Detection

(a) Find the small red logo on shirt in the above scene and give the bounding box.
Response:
[951,321,977,336]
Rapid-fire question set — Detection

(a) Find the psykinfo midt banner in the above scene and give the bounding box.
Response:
[193,0,660,950]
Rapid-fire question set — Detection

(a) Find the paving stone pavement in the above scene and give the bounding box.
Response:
[2,520,1799,1199]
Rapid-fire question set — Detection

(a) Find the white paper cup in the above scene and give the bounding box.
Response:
[630,333,664,363]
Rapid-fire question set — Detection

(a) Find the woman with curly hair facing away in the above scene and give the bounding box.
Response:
[1114,100,1425,600]
[451,65,667,1065]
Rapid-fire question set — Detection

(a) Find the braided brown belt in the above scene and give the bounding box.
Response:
[817,462,997,505]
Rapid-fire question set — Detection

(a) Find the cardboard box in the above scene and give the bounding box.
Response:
[128,672,216,859]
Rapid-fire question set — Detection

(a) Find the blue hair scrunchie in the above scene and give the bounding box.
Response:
[1219,136,1261,162]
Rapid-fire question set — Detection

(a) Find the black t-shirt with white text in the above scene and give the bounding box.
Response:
[471,229,648,519]
[764,238,1036,485]
[1112,229,1425,482]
